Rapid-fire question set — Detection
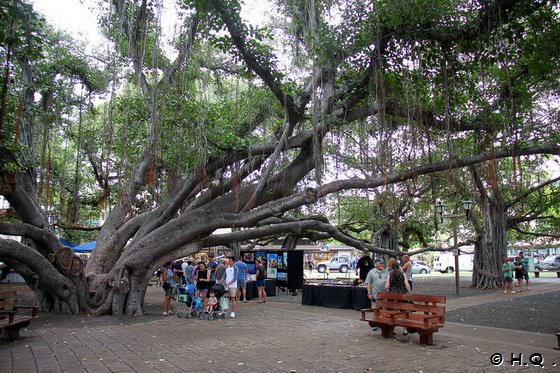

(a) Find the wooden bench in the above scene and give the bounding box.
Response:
[0,290,39,340]
[533,270,560,278]
[360,292,446,345]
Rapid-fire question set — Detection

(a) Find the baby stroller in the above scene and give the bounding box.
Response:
[177,283,202,319]
[199,283,228,320]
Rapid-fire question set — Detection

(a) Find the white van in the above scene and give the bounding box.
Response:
[433,252,474,273]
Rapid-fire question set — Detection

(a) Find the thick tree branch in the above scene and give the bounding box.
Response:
[208,0,298,121]
[505,175,560,209]
[510,227,560,239]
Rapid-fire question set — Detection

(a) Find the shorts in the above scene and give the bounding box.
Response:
[164,287,173,296]
[227,287,237,298]
[522,272,529,281]
[504,276,512,282]
[237,278,246,289]
[256,279,265,288]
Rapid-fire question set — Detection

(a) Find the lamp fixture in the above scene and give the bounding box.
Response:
[461,200,473,220]
[435,200,445,223]
[435,199,473,222]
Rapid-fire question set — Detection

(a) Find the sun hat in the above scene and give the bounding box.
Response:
[503,257,509,262]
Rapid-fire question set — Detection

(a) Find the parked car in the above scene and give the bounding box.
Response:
[541,255,560,271]
[316,255,351,273]
[411,262,431,274]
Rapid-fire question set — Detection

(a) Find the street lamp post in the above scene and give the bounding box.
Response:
[435,200,473,295]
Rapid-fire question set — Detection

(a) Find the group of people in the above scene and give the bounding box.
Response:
[160,254,268,318]
[502,251,530,293]
[357,251,413,334]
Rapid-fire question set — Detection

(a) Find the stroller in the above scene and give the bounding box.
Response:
[176,283,202,319]
[199,283,228,320]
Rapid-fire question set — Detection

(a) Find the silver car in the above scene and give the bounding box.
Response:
[411,261,432,274]
[541,255,560,271]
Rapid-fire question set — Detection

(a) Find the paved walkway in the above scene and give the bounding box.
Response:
[1,280,559,372]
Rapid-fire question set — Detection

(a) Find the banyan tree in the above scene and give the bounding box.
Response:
[0,0,559,315]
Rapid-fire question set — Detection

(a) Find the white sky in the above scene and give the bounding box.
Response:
[31,0,102,45]
[31,0,269,50]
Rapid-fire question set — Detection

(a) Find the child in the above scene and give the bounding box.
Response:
[512,256,524,292]
[204,290,218,314]
[502,258,513,293]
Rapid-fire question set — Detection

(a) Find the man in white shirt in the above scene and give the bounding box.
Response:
[221,257,238,318]
[364,258,389,331]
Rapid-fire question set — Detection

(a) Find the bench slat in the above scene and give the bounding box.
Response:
[0,315,37,329]
[374,300,445,315]
[0,290,18,310]
[375,292,446,304]
[370,316,443,330]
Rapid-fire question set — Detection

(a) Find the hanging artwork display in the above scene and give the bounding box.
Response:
[267,253,278,279]
[240,250,303,290]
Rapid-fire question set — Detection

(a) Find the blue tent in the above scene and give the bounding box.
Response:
[72,241,96,253]
[60,238,77,248]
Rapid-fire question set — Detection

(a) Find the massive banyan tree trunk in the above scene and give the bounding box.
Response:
[472,197,507,289]
[471,165,508,289]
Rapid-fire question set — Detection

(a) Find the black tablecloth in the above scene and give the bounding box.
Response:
[245,279,276,300]
[301,284,370,310]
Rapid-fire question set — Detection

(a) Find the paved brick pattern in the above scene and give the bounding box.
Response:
[1,282,559,372]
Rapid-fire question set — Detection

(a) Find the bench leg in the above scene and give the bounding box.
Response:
[534,272,540,278]
[380,326,395,338]
[1,327,20,341]
[418,332,434,346]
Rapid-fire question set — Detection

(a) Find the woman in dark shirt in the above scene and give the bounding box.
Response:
[385,260,411,294]
[385,260,411,335]
[195,262,211,299]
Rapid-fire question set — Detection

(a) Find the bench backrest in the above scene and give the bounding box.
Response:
[0,290,17,312]
[375,292,446,324]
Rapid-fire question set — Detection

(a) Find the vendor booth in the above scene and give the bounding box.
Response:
[241,250,304,293]
[244,279,277,300]
[301,282,370,310]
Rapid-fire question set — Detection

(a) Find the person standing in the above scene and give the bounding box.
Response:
[513,256,525,292]
[401,255,413,291]
[356,250,374,282]
[174,259,185,286]
[364,258,389,331]
[221,257,239,318]
[385,259,411,335]
[351,256,357,272]
[234,256,248,302]
[195,261,211,300]
[255,259,267,303]
[215,258,228,287]
[519,252,530,290]
[207,253,218,288]
[502,257,514,293]
[161,262,176,316]
[385,260,411,294]
[182,258,195,286]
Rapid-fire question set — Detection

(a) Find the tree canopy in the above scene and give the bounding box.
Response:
[0,0,559,314]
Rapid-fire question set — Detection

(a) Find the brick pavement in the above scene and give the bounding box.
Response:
[1,281,559,372]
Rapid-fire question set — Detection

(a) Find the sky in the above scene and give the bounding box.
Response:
[31,0,103,46]
[31,0,269,50]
